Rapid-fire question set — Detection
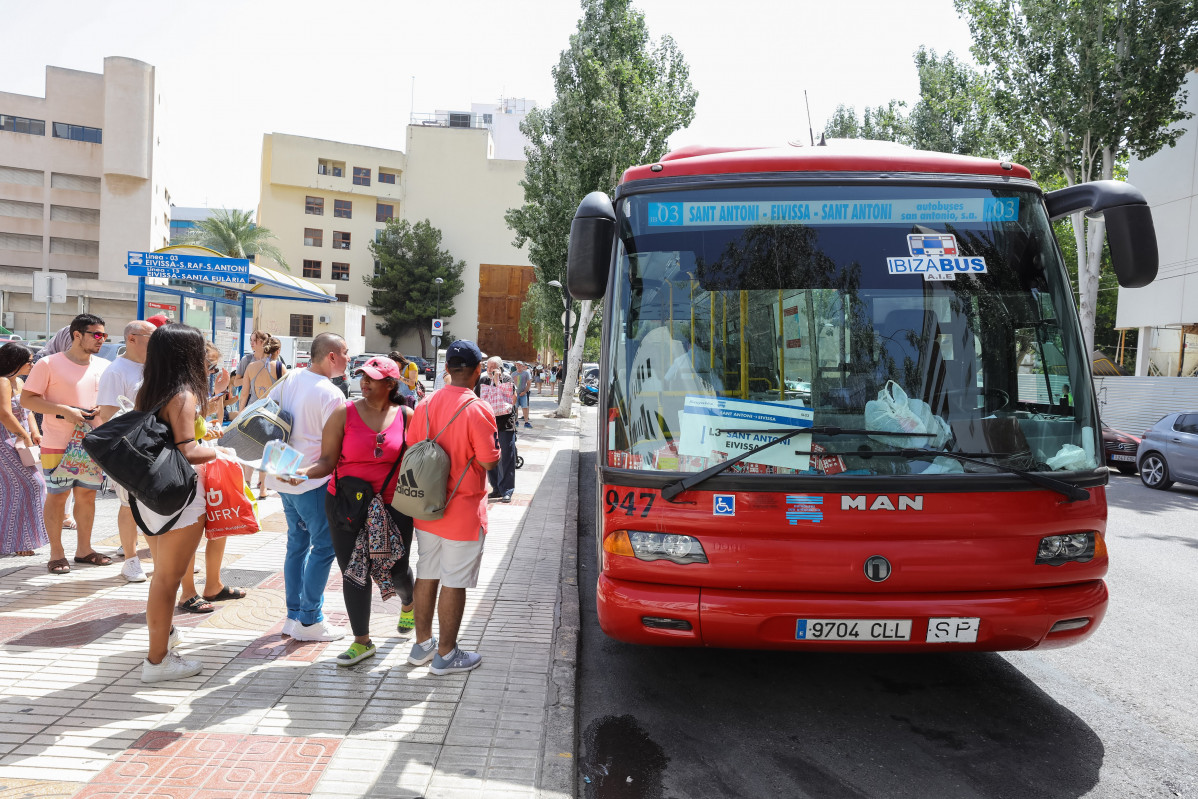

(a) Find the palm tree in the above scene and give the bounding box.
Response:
[185,208,289,271]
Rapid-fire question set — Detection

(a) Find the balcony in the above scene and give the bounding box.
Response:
[409,111,492,130]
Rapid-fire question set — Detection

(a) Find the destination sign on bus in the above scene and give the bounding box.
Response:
[646,198,1019,227]
[677,396,814,471]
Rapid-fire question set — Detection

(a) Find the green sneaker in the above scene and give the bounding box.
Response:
[396,608,415,633]
[336,641,376,667]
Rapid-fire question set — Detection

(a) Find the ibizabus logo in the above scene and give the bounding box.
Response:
[786,495,823,525]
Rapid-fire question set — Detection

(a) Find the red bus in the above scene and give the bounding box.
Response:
[566,142,1158,651]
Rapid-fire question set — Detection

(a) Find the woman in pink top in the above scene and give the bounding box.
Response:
[299,356,414,666]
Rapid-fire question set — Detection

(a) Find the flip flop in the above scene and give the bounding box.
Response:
[73,552,113,566]
[203,585,247,602]
[48,558,71,575]
[179,595,216,613]
[62,518,77,530]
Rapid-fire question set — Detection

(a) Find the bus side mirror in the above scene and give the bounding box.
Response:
[567,191,615,301]
[1044,180,1158,288]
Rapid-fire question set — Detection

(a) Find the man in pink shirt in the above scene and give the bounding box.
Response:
[21,313,110,574]
[405,340,499,675]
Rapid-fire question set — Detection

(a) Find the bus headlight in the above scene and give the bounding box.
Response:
[627,532,708,565]
[1036,532,1097,565]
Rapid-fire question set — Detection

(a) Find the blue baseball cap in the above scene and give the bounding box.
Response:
[445,339,486,367]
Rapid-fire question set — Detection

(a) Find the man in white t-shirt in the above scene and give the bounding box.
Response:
[268,332,349,642]
[96,319,156,582]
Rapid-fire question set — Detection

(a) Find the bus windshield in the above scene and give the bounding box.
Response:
[605,183,1100,477]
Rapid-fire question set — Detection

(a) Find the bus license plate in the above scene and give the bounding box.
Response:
[796,619,912,641]
[1111,454,1135,462]
[926,617,981,643]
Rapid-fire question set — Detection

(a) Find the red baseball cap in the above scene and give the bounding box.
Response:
[146,314,169,328]
[355,356,401,381]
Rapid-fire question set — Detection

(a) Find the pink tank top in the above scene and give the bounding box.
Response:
[327,401,406,503]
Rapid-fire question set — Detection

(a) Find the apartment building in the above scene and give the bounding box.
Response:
[0,57,169,338]
[1119,70,1198,376]
[257,116,533,358]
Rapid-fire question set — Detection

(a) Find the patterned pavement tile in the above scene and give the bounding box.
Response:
[0,777,82,798]
[236,616,345,662]
[0,617,48,645]
[79,731,339,797]
[8,601,147,648]
[197,590,286,632]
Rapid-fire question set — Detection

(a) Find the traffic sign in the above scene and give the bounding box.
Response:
[126,251,250,283]
[431,318,443,336]
[32,272,67,304]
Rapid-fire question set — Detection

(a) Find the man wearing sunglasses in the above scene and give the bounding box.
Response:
[21,313,111,575]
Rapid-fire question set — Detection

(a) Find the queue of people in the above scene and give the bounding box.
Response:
[3,316,510,684]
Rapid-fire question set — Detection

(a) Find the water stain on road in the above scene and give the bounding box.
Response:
[581,714,669,799]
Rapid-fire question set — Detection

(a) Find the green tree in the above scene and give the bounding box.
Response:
[824,48,1012,160]
[954,0,1198,353]
[184,208,288,270]
[365,218,465,355]
[506,0,697,416]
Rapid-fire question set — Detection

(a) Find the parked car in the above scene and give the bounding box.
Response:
[96,341,126,362]
[1101,423,1140,475]
[1137,412,1198,490]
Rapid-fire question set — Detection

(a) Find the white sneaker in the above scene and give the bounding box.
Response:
[281,618,299,638]
[168,626,181,650]
[407,637,438,665]
[291,620,346,642]
[121,559,147,583]
[141,651,202,683]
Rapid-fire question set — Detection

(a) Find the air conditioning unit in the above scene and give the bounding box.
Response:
[2,312,13,328]
[318,314,332,324]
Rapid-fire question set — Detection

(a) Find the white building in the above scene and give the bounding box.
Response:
[0,57,169,339]
[1118,70,1198,377]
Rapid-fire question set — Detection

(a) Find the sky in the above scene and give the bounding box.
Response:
[1,0,980,212]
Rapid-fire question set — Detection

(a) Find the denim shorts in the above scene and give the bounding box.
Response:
[516,394,529,408]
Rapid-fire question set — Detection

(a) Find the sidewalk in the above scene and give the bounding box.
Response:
[0,393,580,799]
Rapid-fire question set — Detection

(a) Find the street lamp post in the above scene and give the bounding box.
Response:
[547,280,570,401]
[432,277,444,385]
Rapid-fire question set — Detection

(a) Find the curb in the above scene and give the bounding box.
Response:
[539,412,582,798]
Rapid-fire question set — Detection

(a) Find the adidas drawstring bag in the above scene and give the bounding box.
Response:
[391,398,477,521]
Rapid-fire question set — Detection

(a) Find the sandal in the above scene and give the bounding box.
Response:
[179,595,216,614]
[48,558,71,575]
[62,517,77,530]
[203,585,247,602]
[73,552,113,567]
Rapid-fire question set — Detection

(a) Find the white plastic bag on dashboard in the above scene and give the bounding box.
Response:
[908,398,951,449]
[1046,444,1088,471]
[865,380,927,447]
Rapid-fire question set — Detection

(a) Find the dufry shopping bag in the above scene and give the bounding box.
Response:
[203,458,260,539]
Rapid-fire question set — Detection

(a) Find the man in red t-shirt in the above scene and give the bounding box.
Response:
[405,340,499,675]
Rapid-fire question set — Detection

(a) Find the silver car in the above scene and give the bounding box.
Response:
[1137,412,1198,490]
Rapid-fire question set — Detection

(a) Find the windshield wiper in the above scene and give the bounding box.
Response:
[659,426,1090,503]
[847,448,1089,502]
[661,425,935,501]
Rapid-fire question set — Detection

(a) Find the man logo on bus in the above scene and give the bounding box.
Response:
[907,234,958,257]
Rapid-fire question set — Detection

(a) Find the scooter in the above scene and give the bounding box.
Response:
[579,377,599,406]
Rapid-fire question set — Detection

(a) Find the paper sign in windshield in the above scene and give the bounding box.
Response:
[677,396,814,471]
[646,198,1019,227]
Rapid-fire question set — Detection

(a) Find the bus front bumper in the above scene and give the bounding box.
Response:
[596,574,1108,651]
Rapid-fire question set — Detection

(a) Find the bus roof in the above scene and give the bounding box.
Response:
[621,140,1032,184]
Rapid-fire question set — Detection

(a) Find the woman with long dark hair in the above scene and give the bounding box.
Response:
[292,356,415,666]
[0,342,48,556]
[135,323,233,683]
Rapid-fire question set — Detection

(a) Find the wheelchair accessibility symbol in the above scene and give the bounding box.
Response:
[713,494,735,516]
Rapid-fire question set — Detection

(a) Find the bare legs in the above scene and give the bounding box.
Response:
[181,536,228,600]
[413,578,467,657]
[146,520,204,663]
[44,486,98,562]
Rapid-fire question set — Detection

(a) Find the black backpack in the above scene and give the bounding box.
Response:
[82,404,197,525]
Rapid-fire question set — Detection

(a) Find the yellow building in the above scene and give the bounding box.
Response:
[0,58,170,338]
[256,122,532,358]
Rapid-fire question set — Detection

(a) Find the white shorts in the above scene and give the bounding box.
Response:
[132,466,206,536]
[415,528,485,589]
[117,484,130,507]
